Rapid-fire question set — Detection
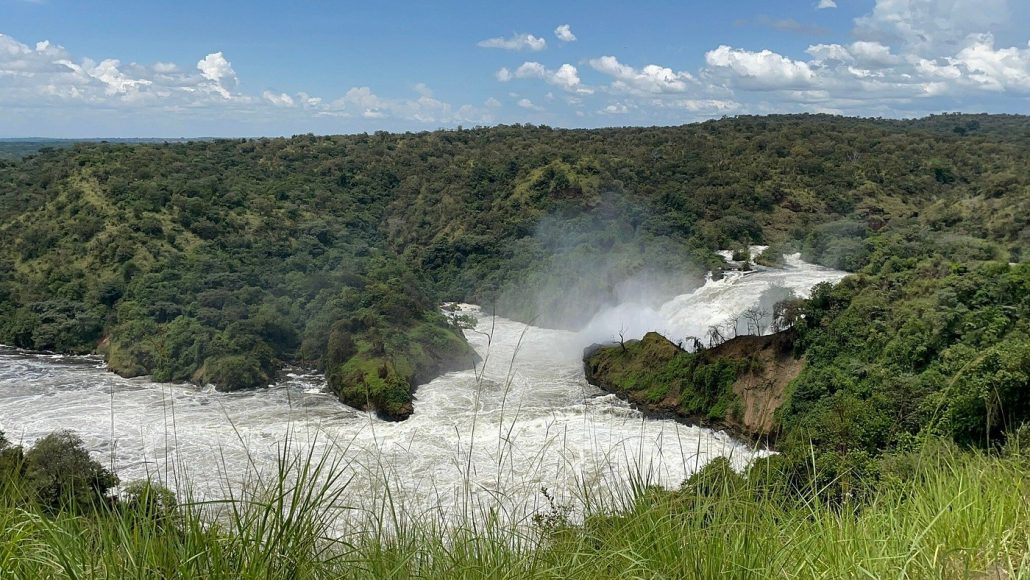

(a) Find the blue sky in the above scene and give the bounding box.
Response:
[1,0,1028,137]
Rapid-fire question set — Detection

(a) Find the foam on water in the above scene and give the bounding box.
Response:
[0,253,845,525]
[576,252,847,348]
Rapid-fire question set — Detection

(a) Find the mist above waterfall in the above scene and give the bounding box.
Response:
[491,198,847,355]
[493,197,713,332]
[575,253,846,348]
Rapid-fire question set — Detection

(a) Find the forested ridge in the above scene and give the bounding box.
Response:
[0,138,202,162]
[0,113,1027,421]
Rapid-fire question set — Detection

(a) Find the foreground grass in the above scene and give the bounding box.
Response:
[1,443,1027,579]
[545,448,1030,579]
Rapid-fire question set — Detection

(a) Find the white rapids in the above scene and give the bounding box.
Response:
[0,253,846,525]
[578,252,846,347]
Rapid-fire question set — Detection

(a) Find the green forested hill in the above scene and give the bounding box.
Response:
[0,114,1027,419]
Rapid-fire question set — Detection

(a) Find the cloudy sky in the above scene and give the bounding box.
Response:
[1,0,1028,137]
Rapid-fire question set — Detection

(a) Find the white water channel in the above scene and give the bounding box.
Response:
[0,253,845,526]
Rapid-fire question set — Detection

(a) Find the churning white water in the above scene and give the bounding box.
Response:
[0,254,845,525]
[577,252,846,348]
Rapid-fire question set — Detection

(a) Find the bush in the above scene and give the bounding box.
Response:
[23,430,119,512]
[121,480,179,526]
[802,220,870,271]
[0,430,24,487]
[939,339,1030,445]
[200,355,269,391]
[680,457,745,497]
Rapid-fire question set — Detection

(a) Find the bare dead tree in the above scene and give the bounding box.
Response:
[742,306,770,336]
[684,335,704,352]
[706,325,724,348]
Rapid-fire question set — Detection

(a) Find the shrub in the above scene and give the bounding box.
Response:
[121,480,179,526]
[0,430,24,487]
[200,354,269,391]
[23,430,119,513]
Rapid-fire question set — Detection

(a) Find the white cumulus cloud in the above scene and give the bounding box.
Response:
[88,59,153,95]
[953,34,1030,92]
[704,46,815,89]
[552,64,584,92]
[324,85,491,124]
[854,0,1009,56]
[849,41,901,67]
[517,97,543,110]
[589,55,695,94]
[806,43,854,63]
[196,52,237,98]
[263,91,295,107]
[554,24,576,42]
[477,33,546,51]
[500,61,592,93]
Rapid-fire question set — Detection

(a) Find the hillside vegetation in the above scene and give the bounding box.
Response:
[587,258,1028,494]
[0,113,1028,577]
[1,114,1027,419]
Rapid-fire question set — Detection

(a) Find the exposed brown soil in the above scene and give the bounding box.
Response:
[584,330,805,446]
[719,333,803,436]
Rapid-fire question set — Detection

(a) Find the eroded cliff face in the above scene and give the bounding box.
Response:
[584,330,804,441]
[712,333,803,436]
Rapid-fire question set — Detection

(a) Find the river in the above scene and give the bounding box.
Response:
[0,253,845,526]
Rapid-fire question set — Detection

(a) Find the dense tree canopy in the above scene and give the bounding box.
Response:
[0,113,1027,420]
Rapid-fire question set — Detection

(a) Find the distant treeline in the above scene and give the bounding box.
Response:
[0,138,209,161]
